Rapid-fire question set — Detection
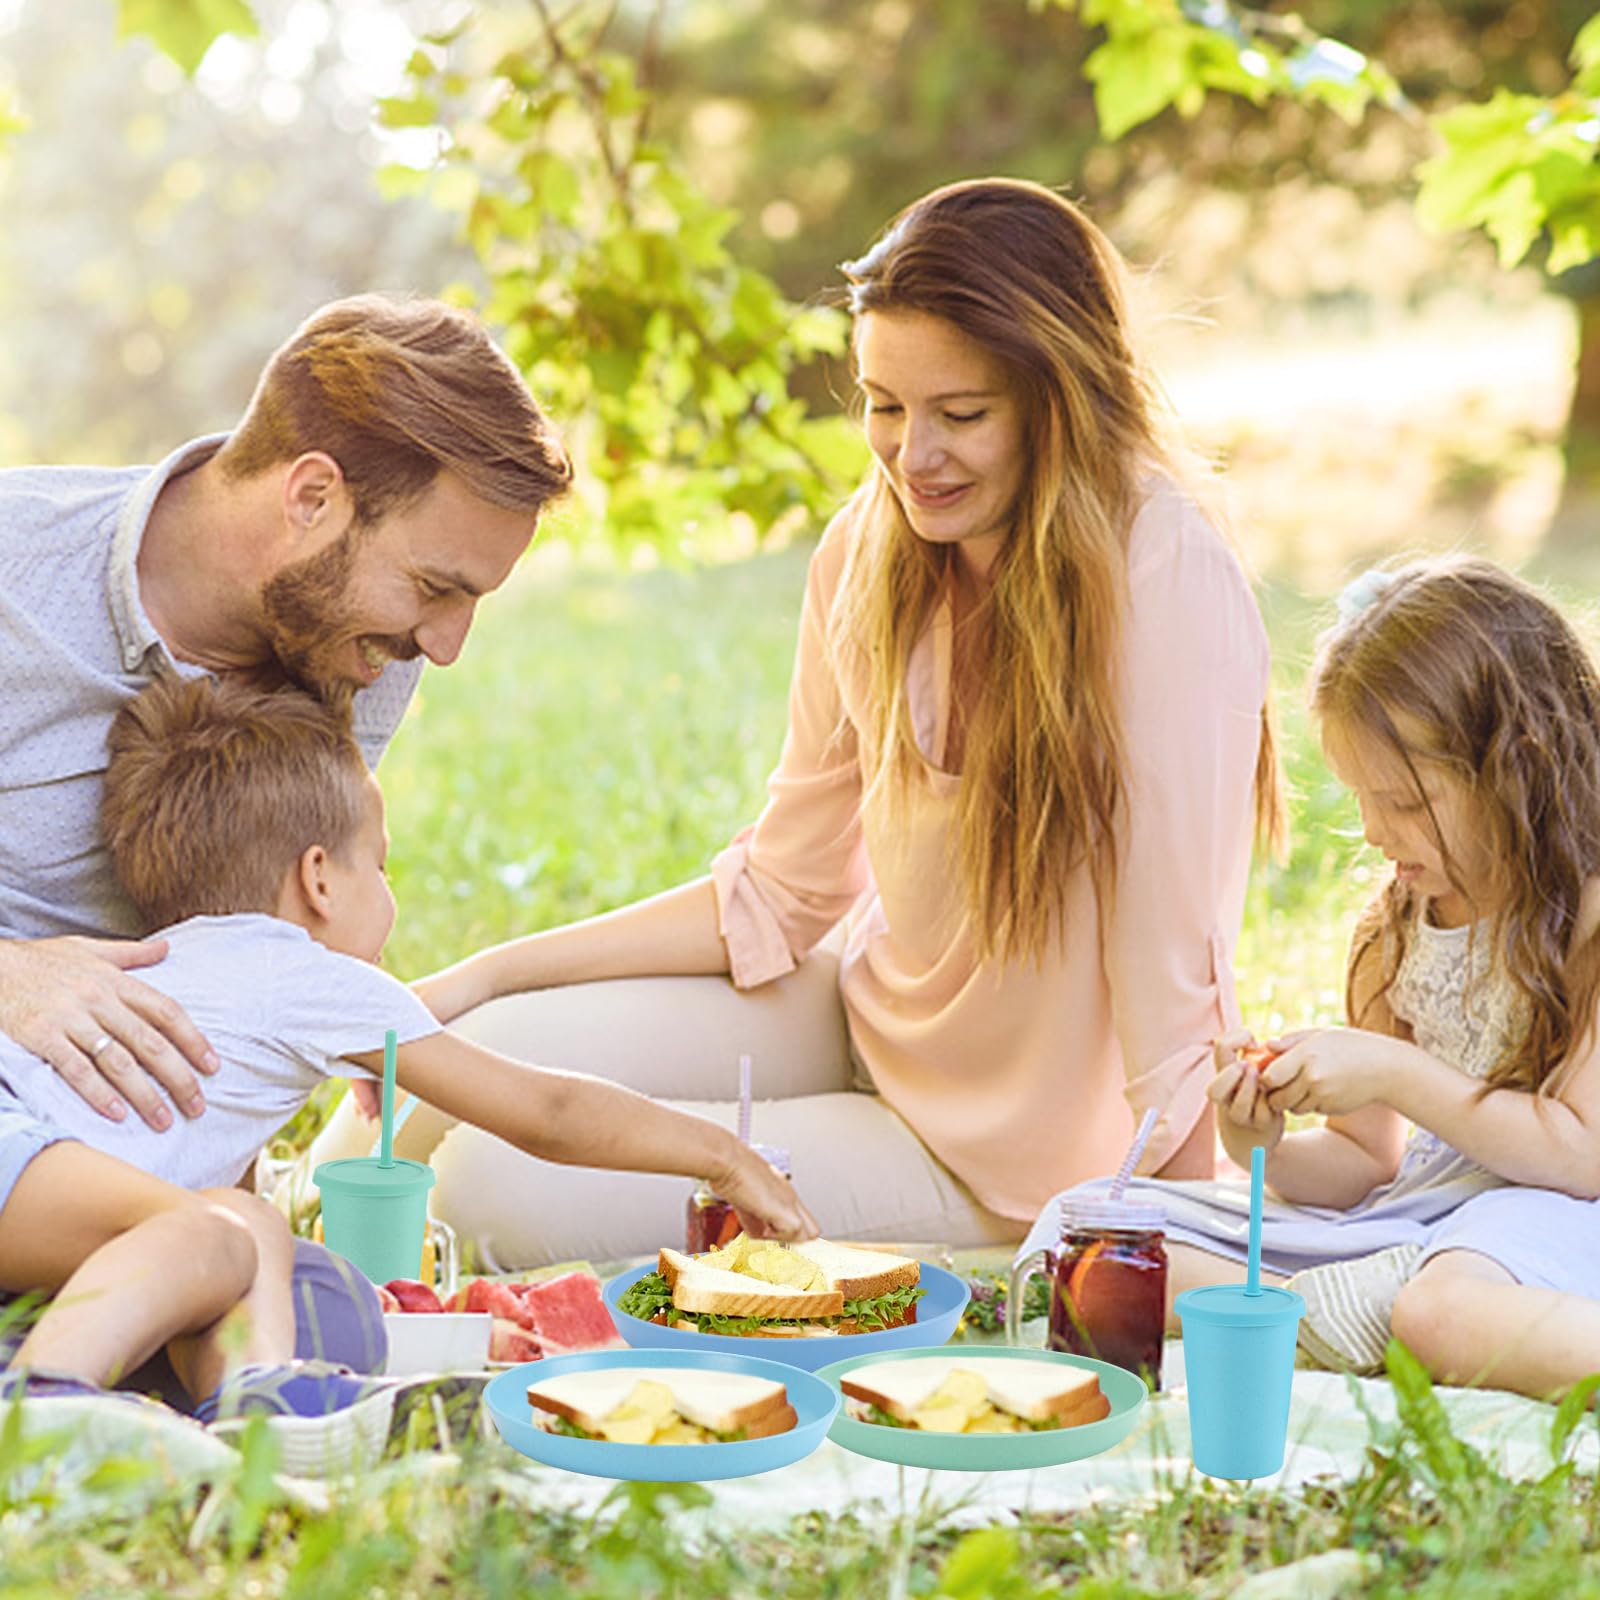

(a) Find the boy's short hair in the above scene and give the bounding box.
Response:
[214,293,574,526]
[103,675,371,933]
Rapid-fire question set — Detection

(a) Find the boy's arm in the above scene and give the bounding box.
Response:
[410,879,727,1024]
[344,1031,817,1240]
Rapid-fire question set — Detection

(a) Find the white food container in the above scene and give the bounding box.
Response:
[382,1312,493,1375]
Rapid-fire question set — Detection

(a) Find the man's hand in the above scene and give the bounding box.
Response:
[1258,1028,1394,1119]
[0,936,218,1129]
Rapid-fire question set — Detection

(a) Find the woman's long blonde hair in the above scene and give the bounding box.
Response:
[830,178,1280,964]
[1315,558,1600,1095]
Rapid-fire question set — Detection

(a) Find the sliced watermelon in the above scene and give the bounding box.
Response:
[519,1271,625,1355]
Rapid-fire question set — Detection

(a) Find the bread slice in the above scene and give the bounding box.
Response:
[841,1357,1110,1430]
[528,1367,795,1439]
[791,1240,921,1299]
[658,1251,845,1320]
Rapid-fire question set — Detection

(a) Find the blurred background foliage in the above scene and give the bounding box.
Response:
[2,0,1598,567]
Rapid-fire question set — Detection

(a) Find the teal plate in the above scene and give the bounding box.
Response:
[603,1261,969,1373]
[816,1346,1147,1472]
[485,1349,840,1481]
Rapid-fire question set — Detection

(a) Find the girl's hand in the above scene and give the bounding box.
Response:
[716,1146,821,1243]
[1207,1054,1285,1163]
[1258,1028,1391,1117]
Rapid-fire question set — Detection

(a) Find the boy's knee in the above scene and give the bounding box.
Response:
[200,1187,292,1249]
[187,1195,261,1291]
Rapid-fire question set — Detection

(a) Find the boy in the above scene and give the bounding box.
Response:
[0,676,814,1444]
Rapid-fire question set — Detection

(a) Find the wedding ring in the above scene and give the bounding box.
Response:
[89,1034,114,1059]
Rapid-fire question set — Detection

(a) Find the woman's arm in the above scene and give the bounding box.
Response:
[414,519,871,1025]
[353,1032,819,1240]
[412,879,726,1023]
[1101,498,1271,1179]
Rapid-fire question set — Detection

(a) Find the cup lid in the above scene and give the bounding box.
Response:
[1060,1195,1166,1231]
[1174,1284,1306,1327]
[313,1156,437,1197]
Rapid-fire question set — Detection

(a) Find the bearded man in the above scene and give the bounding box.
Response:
[0,295,570,1374]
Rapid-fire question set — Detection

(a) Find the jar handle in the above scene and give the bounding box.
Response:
[1006,1248,1051,1346]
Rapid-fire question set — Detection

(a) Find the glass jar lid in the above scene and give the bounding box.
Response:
[1059,1194,1166,1232]
[750,1142,792,1178]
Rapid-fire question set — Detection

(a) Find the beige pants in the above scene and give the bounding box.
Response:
[302,941,1020,1267]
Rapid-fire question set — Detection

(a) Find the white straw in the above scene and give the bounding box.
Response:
[1108,1107,1159,1202]
[737,1053,753,1145]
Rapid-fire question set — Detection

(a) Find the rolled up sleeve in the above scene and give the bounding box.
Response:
[712,517,871,988]
[1104,496,1269,1172]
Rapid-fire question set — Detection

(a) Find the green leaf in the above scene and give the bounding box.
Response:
[1085,27,1190,139]
[116,0,258,76]
[1550,1372,1600,1461]
[1548,210,1600,274]
[375,162,430,202]
[377,93,441,131]
[937,1527,1023,1597]
[1482,169,1544,267]
[1574,13,1600,92]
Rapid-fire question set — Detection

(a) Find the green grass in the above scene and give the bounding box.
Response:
[12,544,1600,1595]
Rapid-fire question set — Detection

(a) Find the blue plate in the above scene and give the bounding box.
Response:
[602,1261,970,1373]
[484,1349,840,1481]
[817,1346,1148,1472]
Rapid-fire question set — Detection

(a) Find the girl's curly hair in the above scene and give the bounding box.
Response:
[1312,557,1600,1096]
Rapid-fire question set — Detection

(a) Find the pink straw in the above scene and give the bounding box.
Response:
[737,1054,752,1145]
[1108,1107,1159,1202]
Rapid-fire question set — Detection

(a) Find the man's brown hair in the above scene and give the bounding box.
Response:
[103,675,371,933]
[214,294,573,524]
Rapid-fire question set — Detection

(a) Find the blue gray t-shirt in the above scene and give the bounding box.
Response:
[0,914,441,1189]
[0,436,424,938]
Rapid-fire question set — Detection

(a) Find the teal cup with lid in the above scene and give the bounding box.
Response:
[312,1029,434,1285]
[312,1156,435,1285]
[1174,1282,1304,1478]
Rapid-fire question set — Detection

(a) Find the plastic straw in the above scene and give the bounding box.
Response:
[1107,1107,1159,1202]
[378,1029,398,1168]
[737,1053,753,1145]
[369,1093,420,1160]
[1246,1144,1265,1295]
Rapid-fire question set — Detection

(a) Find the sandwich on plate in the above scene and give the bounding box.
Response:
[841,1356,1111,1433]
[617,1232,924,1338]
[527,1367,796,1444]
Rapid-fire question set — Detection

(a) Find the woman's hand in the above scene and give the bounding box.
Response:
[1258,1027,1394,1118]
[1207,1026,1285,1166]
[410,957,496,1027]
[716,1146,820,1243]
[0,935,217,1129]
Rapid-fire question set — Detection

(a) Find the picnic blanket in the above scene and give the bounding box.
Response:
[4,1245,1594,1530]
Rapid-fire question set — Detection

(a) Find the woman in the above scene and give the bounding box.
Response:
[307,177,1281,1265]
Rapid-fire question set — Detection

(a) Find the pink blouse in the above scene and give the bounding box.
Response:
[711,481,1267,1221]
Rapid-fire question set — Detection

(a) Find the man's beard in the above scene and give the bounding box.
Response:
[259,528,420,704]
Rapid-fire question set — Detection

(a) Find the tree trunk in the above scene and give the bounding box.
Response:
[1544,288,1600,565]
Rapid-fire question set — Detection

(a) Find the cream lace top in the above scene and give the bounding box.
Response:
[1383,907,1527,1193]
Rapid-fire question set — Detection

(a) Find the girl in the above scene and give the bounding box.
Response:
[303,176,1282,1264]
[1043,557,1600,1401]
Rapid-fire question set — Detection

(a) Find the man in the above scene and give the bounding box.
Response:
[0,293,570,1382]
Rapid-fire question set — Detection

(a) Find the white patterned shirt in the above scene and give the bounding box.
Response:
[0,436,424,939]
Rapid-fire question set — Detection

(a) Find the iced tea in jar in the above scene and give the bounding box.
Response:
[1009,1195,1168,1389]
[685,1143,792,1254]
